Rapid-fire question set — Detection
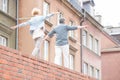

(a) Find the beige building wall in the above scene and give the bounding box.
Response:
[0,0,17,48]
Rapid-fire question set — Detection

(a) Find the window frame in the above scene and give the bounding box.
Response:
[2,0,8,13]
[69,20,75,38]
[89,65,94,77]
[43,1,50,21]
[83,62,88,75]
[69,53,75,70]
[43,40,49,61]
[0,35,7,46]
[94,38,99,55]
[57,12,63,25]
[89,34,93,50]
[82,30,87,46]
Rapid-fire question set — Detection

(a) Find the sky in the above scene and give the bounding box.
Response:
[94,0,120,26]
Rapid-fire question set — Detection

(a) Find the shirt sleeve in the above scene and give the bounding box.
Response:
[43,13,54,20]
[48,29,56,38]
[17,20,31,27]
[66,25,78,31]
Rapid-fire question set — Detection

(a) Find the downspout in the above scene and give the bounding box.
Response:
[16,0,19,49]
[80,0,85,73]
[80,8,86,73]
[80,17,83,73]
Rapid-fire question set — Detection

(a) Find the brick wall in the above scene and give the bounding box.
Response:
[0,46,95,80]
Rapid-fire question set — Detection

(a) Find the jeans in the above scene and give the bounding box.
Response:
[30,30,44,58]
[54,44,69,68]
[31,37,43,58]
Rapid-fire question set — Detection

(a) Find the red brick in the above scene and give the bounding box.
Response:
[0,46,96,80]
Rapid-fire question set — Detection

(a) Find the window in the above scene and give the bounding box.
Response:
[57,12,63,24]
[1,0,8,13]
[82,30,87,46]
[43,40,49,61]
[83,62,88,75]
[43,1,50,21]
[90,66,94,77]
[95,69,100,80]
[69,54,74,70]
[0,36,7,46]
[94,39,99,55]
[69,20,75,38]
[89,35,93,50]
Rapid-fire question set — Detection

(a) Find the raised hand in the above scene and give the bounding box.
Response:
[78,25,88,29]
[53,12,60,14]
[11,26,17,30]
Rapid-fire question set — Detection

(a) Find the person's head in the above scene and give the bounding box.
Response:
[31,8,40,16]
[59,18,65,24]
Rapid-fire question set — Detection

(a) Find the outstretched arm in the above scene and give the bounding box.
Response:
[11,21,30,30]
[66,25,87,31]
[11,25,18,29]
[77,25,87,29]
[43,12,59,20]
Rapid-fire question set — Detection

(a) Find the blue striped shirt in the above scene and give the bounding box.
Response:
[18,14,54,31]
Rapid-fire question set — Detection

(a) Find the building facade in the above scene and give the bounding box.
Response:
[1,0,119,80]
[0,0,16,48]
[102,47,120,80]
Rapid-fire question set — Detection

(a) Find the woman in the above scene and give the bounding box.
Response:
[11,8,59,59]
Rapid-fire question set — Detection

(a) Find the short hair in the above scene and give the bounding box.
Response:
[59,18,65,23]
[31,8,40,16]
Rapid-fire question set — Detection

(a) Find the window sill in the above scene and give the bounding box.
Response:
[45,20,53,34]
[83,45,101,57]
[45,20,53,27]
[69,36,77,43]
[69,44,78,52]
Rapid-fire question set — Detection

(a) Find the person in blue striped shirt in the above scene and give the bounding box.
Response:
[44,18,87,68]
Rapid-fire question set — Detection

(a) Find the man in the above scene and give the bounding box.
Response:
[44,18,87,68]
[11,8,59,59]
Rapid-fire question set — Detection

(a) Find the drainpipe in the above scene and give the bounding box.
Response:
[80,0,85,73]
[16,0,19,49]
[80,8,86,73]
[80,17,83,73]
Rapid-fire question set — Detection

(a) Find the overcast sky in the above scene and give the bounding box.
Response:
[94,0,120,26]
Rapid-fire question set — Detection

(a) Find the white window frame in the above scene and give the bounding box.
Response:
[2,0,8,13]
[69,20,75,38]
[94,39,99,55]
[89,34,93,50]
[57,12,63,25]
[0,36,7,46]
[95,69,99,80]
[89,65,94,77]
[82,30,87,46]
[69,54,74,70]
[83,62,88,75]
[43,40,49,61]
[43,1,50,21]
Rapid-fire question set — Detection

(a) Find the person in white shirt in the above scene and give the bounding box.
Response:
[11,8,59,59]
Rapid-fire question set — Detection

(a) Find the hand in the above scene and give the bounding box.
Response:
[11,26,17,30]
[78,25,88,29]
[53,12,60,14]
